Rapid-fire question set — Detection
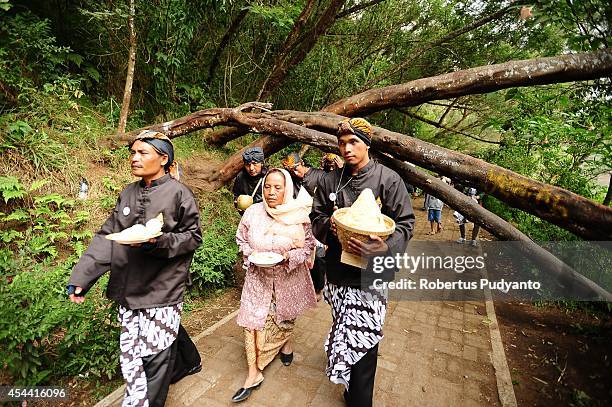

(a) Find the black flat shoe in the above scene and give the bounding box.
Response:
[280,352,293,366]
[231,376,264,403]
[170,363,202,384]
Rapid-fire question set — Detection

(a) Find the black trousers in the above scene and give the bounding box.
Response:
[345,343,379,407]
[142,324,200,407]
[171,324,201,383]
[310,246,326,293]
[142,338,177,407]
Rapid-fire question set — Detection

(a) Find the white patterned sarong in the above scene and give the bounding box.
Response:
[323,283,387,389]
[118,303,182,407]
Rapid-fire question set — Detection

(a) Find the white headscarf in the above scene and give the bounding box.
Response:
[262,168,312,225]
[262,169,313,248]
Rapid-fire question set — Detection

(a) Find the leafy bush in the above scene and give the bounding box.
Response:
[0,176,91,280]
[0,8,87,107]
[0,121,68,172]
[0,263,119,385]
[0,176,121,385]
[190,225,238,290]
[189,189,240,292]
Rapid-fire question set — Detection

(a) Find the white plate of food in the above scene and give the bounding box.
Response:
[106,214,164,245]
[248,251,284,268]
[106,231,162,245]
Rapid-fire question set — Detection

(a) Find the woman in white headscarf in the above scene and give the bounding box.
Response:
[232,168,317,403]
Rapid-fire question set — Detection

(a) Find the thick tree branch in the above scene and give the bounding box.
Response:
[207,51,611,149]
[326,49,612,116]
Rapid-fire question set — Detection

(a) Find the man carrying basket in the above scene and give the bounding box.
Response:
[310,118,415,406]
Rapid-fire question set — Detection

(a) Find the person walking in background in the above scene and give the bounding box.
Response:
[425,193,444,235]
[321,153,344,173]
[282,152,309,197]
[68,130,203,407]
[453,182,482,246]
[233,168,316,403]
[232,147,267,212]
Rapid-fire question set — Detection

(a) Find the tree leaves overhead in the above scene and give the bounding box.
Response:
[2,0,610,212]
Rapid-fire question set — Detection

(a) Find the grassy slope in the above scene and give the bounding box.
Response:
[0,93,244,395]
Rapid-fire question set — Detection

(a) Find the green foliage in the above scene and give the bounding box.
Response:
[0,265,119,385]
[190,226,238,289]
[532,0,610,52]
[0,177,92,278]
[0,175,25,203]
[482,86,610,240]
[189,190,240,291]
[0,120,68,172]
[0,9,87,108]
[248,3,302,30]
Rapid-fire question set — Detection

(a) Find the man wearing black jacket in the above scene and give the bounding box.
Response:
[232,147,266,211]
[310,118,415,406]
[68,131,202,407]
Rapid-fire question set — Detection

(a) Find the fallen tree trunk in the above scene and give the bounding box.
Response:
[116,108,229,144]
[114,106,612,240]
[207,126,249,145]
[325,49,612,116]
[202,50,612,161]
[193,49,612,155]
[115,102,273,144]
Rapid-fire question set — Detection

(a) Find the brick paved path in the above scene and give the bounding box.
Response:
[154,297,500,407]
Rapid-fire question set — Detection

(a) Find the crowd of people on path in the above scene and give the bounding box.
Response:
[66,116,485,407]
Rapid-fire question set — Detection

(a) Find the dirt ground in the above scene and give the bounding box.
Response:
[495,302,612,406]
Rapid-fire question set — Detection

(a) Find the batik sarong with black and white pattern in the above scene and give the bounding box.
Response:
[118,303,182,407]
[323,282,387,389]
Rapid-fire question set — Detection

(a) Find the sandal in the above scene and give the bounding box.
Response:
[280,352,294,366]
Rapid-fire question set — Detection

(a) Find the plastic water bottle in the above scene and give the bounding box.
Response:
[78,179,89,200]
